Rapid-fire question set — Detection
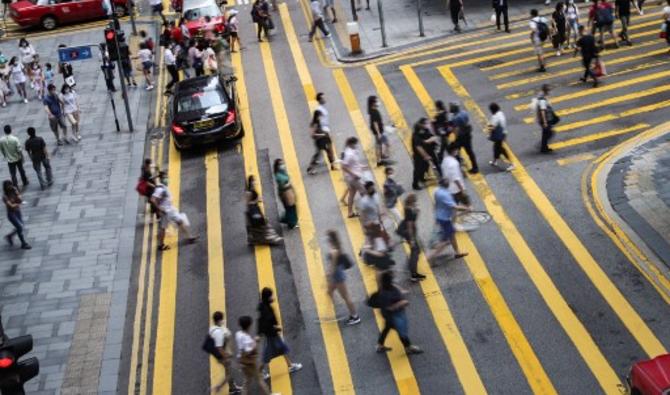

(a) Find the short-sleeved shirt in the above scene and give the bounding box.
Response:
[138,49,153,63]
[316,104,330,132]
[61,91,78,114]
[43,94,63,117]
[411,127,433,157]
[577,35,598,57]
[310,0,323,19]
[342,147,363,180]
[378,286,404,316]
[359,194,380,226]
[529,16,547,43]
[151,184,173,212]
[489,111,507,135]
[10,63,27,84]
[434,186,456,222]
[453,111,471,136]
[663,5,670,21]
[369,108,383,135]
[210,325,231,356]
[235,331,256,358]
[566,3,579,21]
[0,135,22,163]
[615,0,631,15]
[25,136,46,162]
[536,94,550,124]
[441,155,464,195]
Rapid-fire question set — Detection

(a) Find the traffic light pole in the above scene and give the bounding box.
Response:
[108,11,134,132]
[129,0,137,35]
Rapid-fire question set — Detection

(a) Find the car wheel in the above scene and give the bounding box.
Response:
[173,138,183,151]
[41,15,57,30]
[114,4,127,17]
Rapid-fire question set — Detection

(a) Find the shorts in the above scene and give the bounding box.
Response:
[532,40,543,55]
[437,219,455,241]
[142,61,153,71]
[159,209,187,230]
[374,133,389,146]
[452,191,470,206]
[344,176,363,192]
[229,31,238,38]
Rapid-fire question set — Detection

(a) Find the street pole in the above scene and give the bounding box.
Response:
[108,8,134,132]
[417,0,424,37]
[129,0,138,35]
[377,0,387,47]
[108,90,122,132]
[350,0,358,21]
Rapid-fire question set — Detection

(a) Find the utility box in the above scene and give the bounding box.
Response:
[347,22,362,55]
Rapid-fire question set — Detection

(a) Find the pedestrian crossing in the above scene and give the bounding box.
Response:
[126,2,670,394]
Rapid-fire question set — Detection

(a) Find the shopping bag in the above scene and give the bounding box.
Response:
[593,58,607,77]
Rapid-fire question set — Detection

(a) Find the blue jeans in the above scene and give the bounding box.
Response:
[6,209,27,245]
[378,310,410,347]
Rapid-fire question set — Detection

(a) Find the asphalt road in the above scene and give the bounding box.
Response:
[122,1,670,394]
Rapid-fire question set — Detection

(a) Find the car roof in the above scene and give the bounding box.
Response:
[182,0,216,11]
[175,75,222,95]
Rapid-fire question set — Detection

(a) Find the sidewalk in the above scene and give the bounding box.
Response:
[0,22,157,394]
[592,122,670,300]
[322,0,552,60]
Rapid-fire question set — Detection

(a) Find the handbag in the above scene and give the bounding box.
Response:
[337,253,354,270]
[488,124,504,142]
[64,75,76,87]
[547,106,560,125]
[396,219,409,240]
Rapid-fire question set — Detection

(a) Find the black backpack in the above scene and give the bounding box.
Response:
[337,253,354,270]
[202,329,225,360]
[596,6,614,26]
[536,20,549,41]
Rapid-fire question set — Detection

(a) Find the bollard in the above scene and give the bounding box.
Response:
[347,22,362,54]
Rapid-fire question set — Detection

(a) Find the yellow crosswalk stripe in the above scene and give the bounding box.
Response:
[522,83,670,123]
[555,115,619,133]
[497,48,668,90]
[549,123,649,150]
[556,152,596,166]
[264,7,356,393]
[436,65,632,393]
[231,49,293,395]
[439,63,668,359]
[337,67,489,394]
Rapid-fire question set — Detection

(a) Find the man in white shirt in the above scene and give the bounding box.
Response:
[209,311,241,393]
[440,143,471,207]
[164,43,179,92]
[308,0,330,42]
[235,316,276,395]
[315,92,330,132]
[150,171,197,250]
[341,137,366,218]
[529,9,548,72]
[358,181,386,249]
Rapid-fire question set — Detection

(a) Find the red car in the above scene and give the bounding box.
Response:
[628,354,670,395]
[181,0,225,37]
[10,0,128,30]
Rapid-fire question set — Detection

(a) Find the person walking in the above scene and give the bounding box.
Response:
[589,0,618,49]
[18,39,37,77]
[341,137,366,217]
[664,0,670,52]
[245,175,283,245]
[372,271,422,354]
[551,2,567,56]
[449,103,479,174]
[324,0,337,23]
[368,95,391,166]
[135,43,155,90]
[359,181,387,249]
[486,103,514,171]
[382,166,404,222]
[257,288,303,380]
[150,171,197,250]
[308,0,330,42]
[0,125,29,189]
[615,0,639,45]
[227,9,241,52]
[164,43,179,92]
[24,127,53,189]
[9,57,29,103]
[411,118,438,190]
[441,143,471,207]
[536,84,557,153]
[325,230,361,325]
[529,9,549,72]
[43,84,68,145]
[315,92,332,133]
[396,193,426,281]
[449,0,464,32]
[306,109,337,174]
[493,0,510,32]
[3,180,31,249]
[235,316,277,395]
[427,177,468,261]
[574,24,600,87]
[274,158,298,229]
[208,311,242,394]
[251,0,270,42]
[566,0,580,48]
[60,84,81,142]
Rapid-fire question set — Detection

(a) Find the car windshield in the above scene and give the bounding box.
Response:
[183,4,220,20]
[177,87,226,113]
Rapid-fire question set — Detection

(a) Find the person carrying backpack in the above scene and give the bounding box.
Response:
[536,84,558,153]
[529,9,549,72]
[204,311,242,394]
[251,0,270,42]
[589,0,619,49]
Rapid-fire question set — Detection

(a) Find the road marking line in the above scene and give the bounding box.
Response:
[440,64,668,359]
[556,153,596,166]
[554,98,670,133]
[549,123,649,150]
[331,69,421,395]
[400,66,563,395]
[436,66,628,392]
[259,12,355,392]
[296,0,332,68]
[368,63,493,395]
[232,47,292,394]
[523,84,670,123]
[497,48,667,90]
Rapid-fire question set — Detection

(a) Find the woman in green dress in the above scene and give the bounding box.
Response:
[273,159,298,229]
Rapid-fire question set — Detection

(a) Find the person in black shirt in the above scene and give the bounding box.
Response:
[411,118,438,190]
[574,25,599,87]
[433,100,450,163]
[24,127,53,190]
[615,0,638,45]
[368,96,390,166]
[374,271,423,354]
[493,0,510,32]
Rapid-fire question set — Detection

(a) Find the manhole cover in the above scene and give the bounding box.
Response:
[475,59,504,68]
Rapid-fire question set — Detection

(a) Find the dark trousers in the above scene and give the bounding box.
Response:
[619,14,630,41]
[309,18,329,38]
[495,6,509,31]
[540,126,554,151]
[308,137,335,168]
[406,240,419,275]
[412,155,429,188]
[6,210,28,246]
[456,134,478,171]
[104,77,116,92]
[257,19,269,40]
[8,160,28,187]
[450,7,461,29]
[32,158,53,188]
[166,64,179,90]
[582,56,597,81]
[493,140,510,161]
[378,315,410,347]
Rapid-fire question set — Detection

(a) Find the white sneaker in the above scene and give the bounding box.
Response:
[23,98,28,103]
[556,50,561,56]
[263,371,270,380]
[506,164,515,172]
[146,85,155,91]
[288,363,303,373]
[544,0,550,4]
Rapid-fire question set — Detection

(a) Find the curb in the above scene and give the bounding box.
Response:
[586,121,670,303]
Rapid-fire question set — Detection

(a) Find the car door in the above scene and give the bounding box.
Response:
[53,0,78,23]
[72,0,104,21]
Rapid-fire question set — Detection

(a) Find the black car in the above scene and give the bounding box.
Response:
[169,75,243,150]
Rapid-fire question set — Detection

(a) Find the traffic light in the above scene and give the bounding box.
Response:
[104,27,119,61]
[0,335,39,395]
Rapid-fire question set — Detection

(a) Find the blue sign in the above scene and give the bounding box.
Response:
[58,46,93,62]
